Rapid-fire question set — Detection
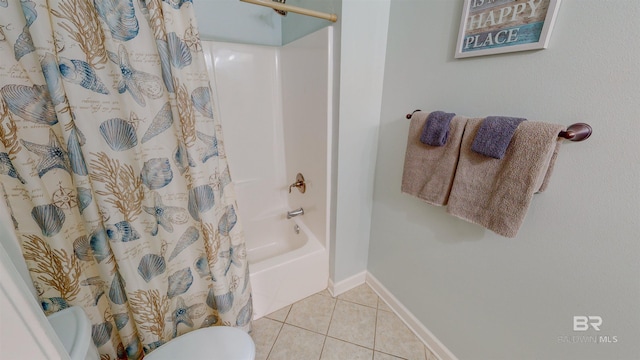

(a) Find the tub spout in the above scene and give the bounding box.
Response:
[287,207,304,219]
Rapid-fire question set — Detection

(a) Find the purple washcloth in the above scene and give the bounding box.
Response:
[420,111,457,146]
[471,116,527,159]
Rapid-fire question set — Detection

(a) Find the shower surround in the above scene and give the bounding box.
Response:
[202,27,333,319]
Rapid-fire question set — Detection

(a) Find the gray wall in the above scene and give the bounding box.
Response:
[332,0,390,283]
[194,0,282,45]
[282,0,341,44]
[194,0,339,46]
[368,1,640,360]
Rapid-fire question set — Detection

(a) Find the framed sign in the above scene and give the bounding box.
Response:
[455,0,561,58]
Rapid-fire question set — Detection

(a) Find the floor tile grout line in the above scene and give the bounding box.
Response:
[274,324,415,360]
[279,322,381,353]
[264,319,284,360]
[278,322,325,335]
[366,285,433,356]
[318,297,339,360]
[376,350,410,360]
[373,299,379,354]
[264,304,292,360]
[281,303,293,323]
[324,334,378,352]
[336,297,379,309]
[318,335,328,360]
[329,287,381,355]
[282,292,338,334]
[261,285,419,360]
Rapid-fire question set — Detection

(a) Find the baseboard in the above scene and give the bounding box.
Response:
[327,270,367,297]
[366,272,458,360]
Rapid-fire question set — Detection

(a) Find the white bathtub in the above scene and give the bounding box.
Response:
[202,28,332,319]
[247,216,327,318]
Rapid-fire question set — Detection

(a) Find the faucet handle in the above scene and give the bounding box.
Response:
[288,173,306,194]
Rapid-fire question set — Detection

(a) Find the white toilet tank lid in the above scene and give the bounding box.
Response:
[47,306,93,360]
[144,326,255,360]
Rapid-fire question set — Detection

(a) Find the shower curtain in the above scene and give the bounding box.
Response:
[0,0,251,358]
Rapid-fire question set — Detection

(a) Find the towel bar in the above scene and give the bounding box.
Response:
[405,110,592,142]
[557,123,592,141]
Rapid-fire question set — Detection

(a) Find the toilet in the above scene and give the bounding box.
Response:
[47,306,100,360]
[47,305,256,360]
[144,326,255,360]
[0,220,255,360]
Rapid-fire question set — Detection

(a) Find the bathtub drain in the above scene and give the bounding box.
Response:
[293,224,300,234]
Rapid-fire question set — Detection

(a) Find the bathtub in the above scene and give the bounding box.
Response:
[202,28,332,319]
[247,216,327,318]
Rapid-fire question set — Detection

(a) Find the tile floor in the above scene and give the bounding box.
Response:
[251,284,438,360]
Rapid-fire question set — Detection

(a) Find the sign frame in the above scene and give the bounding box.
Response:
[455,0,561,59]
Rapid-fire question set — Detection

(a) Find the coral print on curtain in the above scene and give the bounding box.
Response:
[0,0,252,358]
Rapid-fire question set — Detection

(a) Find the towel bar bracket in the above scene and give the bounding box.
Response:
[406,110,421,119]
[405,110,592,142]
[558,123,592,142]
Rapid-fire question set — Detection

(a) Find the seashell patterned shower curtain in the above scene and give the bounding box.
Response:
[0,0,252,358]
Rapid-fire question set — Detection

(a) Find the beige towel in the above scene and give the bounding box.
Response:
[401,111,467,206]
[446,119,564,237]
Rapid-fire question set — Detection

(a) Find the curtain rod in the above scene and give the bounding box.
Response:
[239,0,338,22]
